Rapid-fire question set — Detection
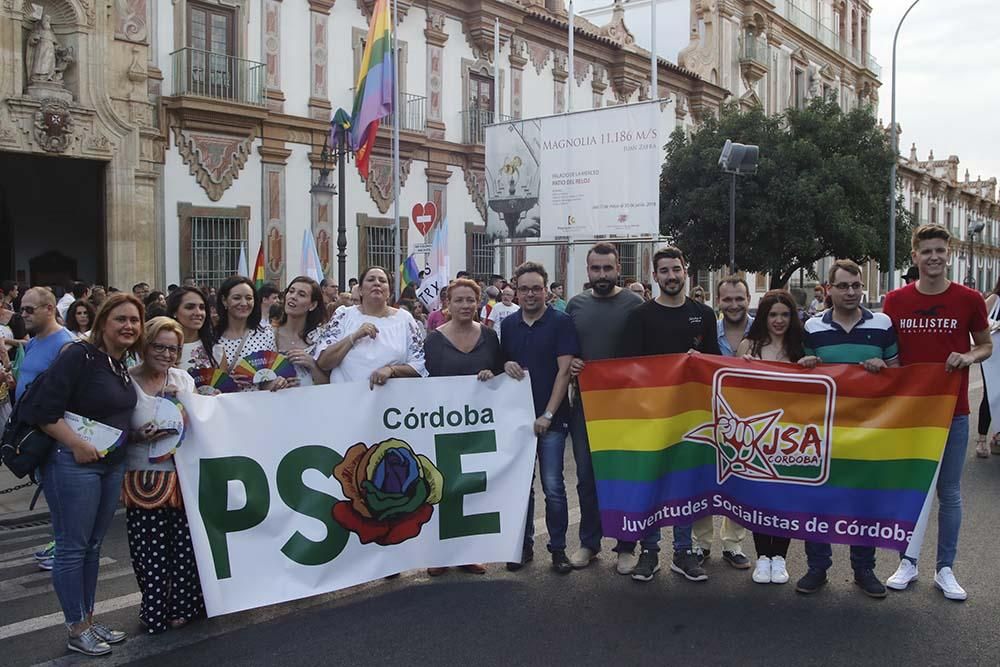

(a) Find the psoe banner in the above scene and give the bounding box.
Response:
[175,375,537,617]
[579,354,961,551]
[484,102,662,241]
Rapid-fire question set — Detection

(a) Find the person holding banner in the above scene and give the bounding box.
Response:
[423,278,505,576]
[23,294,143,656]
[565,242,644,574]
[213,276,290,392]
[274,277,329,387]
[736,289,806,585]
[799,260,899,598]
[883,224,992,601]
[166,287,218,373]
[619,246,720,584]
[500,261,580,575]
[314,266,427,389]
[124,317,205,634]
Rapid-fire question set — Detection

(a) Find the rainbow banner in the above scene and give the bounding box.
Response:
[350,0,393,178]
[578,354,961,551]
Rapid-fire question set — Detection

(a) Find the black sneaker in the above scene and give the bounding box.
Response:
[722,549,751,570]
[551,550,573,574]
[795,568,828,594]
[694,547,710,565]
[630,550,660,582]
[671,550,708,582]
[506,544,534,572]
[854,568,888,599]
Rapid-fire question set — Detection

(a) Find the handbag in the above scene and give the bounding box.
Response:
[121,470,184,510]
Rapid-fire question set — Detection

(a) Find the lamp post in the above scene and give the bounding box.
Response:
[718,139,759,272]
[888,0,924,292]
[311,112,354,289]
[966,219,985,289]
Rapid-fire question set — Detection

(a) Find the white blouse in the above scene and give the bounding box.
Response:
[213,325,277,391]
[275,326,320,387]
[313,306,427,384]
[126,367,196,472]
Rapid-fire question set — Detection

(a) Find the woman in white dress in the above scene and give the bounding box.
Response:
[274,276,329,386]
[213,276,289,392]
[314,266,427,388]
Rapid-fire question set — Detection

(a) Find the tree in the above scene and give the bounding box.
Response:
[660,97,912,289]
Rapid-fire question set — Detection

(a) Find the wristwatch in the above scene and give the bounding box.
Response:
[541,411,554,421]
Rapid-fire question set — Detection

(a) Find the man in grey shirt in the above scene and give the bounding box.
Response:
[565,242,644,573]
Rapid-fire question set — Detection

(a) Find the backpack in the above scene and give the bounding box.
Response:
[0,342,95,482]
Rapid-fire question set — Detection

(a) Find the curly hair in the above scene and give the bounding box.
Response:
[744,289,805,362]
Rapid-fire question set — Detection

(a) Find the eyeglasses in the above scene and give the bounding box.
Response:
[516,286,545,295]
[19,306,35,314]
[832,282,864,292]
[149,343,182,357]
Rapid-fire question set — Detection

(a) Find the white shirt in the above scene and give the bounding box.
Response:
[56,293,75,321]
[126,367,196,472]
[213,325,277,391]
[313,306,427,384]
[485,302,520,340]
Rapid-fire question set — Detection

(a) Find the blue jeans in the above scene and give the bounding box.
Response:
[524,430,569,553]
[903,414,968,571]
[41,446,125,625]
[804,542,876,572]
[569,400,602,552]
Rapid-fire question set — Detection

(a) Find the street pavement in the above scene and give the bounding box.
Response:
[2,378,999,666]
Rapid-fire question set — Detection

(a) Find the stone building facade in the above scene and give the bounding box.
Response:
[0,0,726,291]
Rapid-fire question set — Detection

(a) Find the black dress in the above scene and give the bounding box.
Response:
[424,326,505,378]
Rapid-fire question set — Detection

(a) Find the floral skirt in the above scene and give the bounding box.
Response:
[125,507,205,633]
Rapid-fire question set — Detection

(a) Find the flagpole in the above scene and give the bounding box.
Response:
[650,0,657,98]
[391,0,402,301]
[493,19,500,118]
[568,0,574,112]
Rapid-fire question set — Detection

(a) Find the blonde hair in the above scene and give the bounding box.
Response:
[88,293,145,358]
[142,316,185,362]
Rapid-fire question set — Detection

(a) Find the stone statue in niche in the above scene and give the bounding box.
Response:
[25,13,75,102]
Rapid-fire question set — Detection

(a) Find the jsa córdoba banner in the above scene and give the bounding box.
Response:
[579,355,961,551]
[175,375,537,617]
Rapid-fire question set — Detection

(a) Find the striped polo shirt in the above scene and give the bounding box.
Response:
[803,307,899,364]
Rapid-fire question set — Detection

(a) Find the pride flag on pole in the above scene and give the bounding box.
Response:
[578,354,960,551]
[252,242,266,290]
[301,230,324,284]
[400,255,421,288]
[350,0,393,178]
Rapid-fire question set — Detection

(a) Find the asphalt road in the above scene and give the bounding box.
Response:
[3,384,1000,667]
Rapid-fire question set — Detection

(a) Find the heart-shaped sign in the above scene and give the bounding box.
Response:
[411,201,438,237]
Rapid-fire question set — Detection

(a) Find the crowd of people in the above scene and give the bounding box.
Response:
[0,221,992,657]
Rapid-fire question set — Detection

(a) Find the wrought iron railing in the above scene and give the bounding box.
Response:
[772,0,881,78]
[460,108,513,145]
[385,93,427,133]
[170,47,266,106]
[739,35,769,69]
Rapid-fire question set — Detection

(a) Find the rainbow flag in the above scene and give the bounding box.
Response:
[400,254,421,287]
[350,0,393,179]
[252,241,266,289]
[578,354,960,551]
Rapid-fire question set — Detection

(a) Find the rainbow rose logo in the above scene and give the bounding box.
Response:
[332,438,444,546]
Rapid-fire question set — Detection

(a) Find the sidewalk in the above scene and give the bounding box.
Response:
[0,465,48,525]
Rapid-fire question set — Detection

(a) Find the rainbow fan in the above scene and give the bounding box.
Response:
[190,368,240,395]
[231,350,297,385]
[147,396,189,463]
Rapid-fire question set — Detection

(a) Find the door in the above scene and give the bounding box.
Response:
[468,73,495,143]
[188,3,235,98]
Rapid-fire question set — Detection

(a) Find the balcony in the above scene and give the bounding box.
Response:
[460,108,513,145]
[170,47,266,107]
[866,54,882,78]
[385,93,427,134]
[739,35,769,85]
[772,1,881,78]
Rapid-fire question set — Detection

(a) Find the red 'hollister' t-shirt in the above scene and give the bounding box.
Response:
[883,281,988,416]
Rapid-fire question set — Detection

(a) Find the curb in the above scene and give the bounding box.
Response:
[0,508,51,528]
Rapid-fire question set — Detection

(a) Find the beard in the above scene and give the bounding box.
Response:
[591,279,615,296]
[660,280,683,296]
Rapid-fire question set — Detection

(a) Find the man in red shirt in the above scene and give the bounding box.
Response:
[882,224,992,601]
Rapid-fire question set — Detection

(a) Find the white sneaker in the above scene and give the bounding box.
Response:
[934,567,968,601]
[752,556,771,584]
[569,547,598,569]
[770,556,789,584]
[886,559,919,590]
[616,551,639,575]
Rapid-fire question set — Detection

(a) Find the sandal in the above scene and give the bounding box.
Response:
[976,435,989,458]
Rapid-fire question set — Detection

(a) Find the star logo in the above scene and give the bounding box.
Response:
[686,367,836,486]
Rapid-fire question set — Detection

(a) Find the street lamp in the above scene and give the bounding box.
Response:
[888,0,924,291]
[719,139,759,272]
[310,110,354,289]
[966,219,985,289]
